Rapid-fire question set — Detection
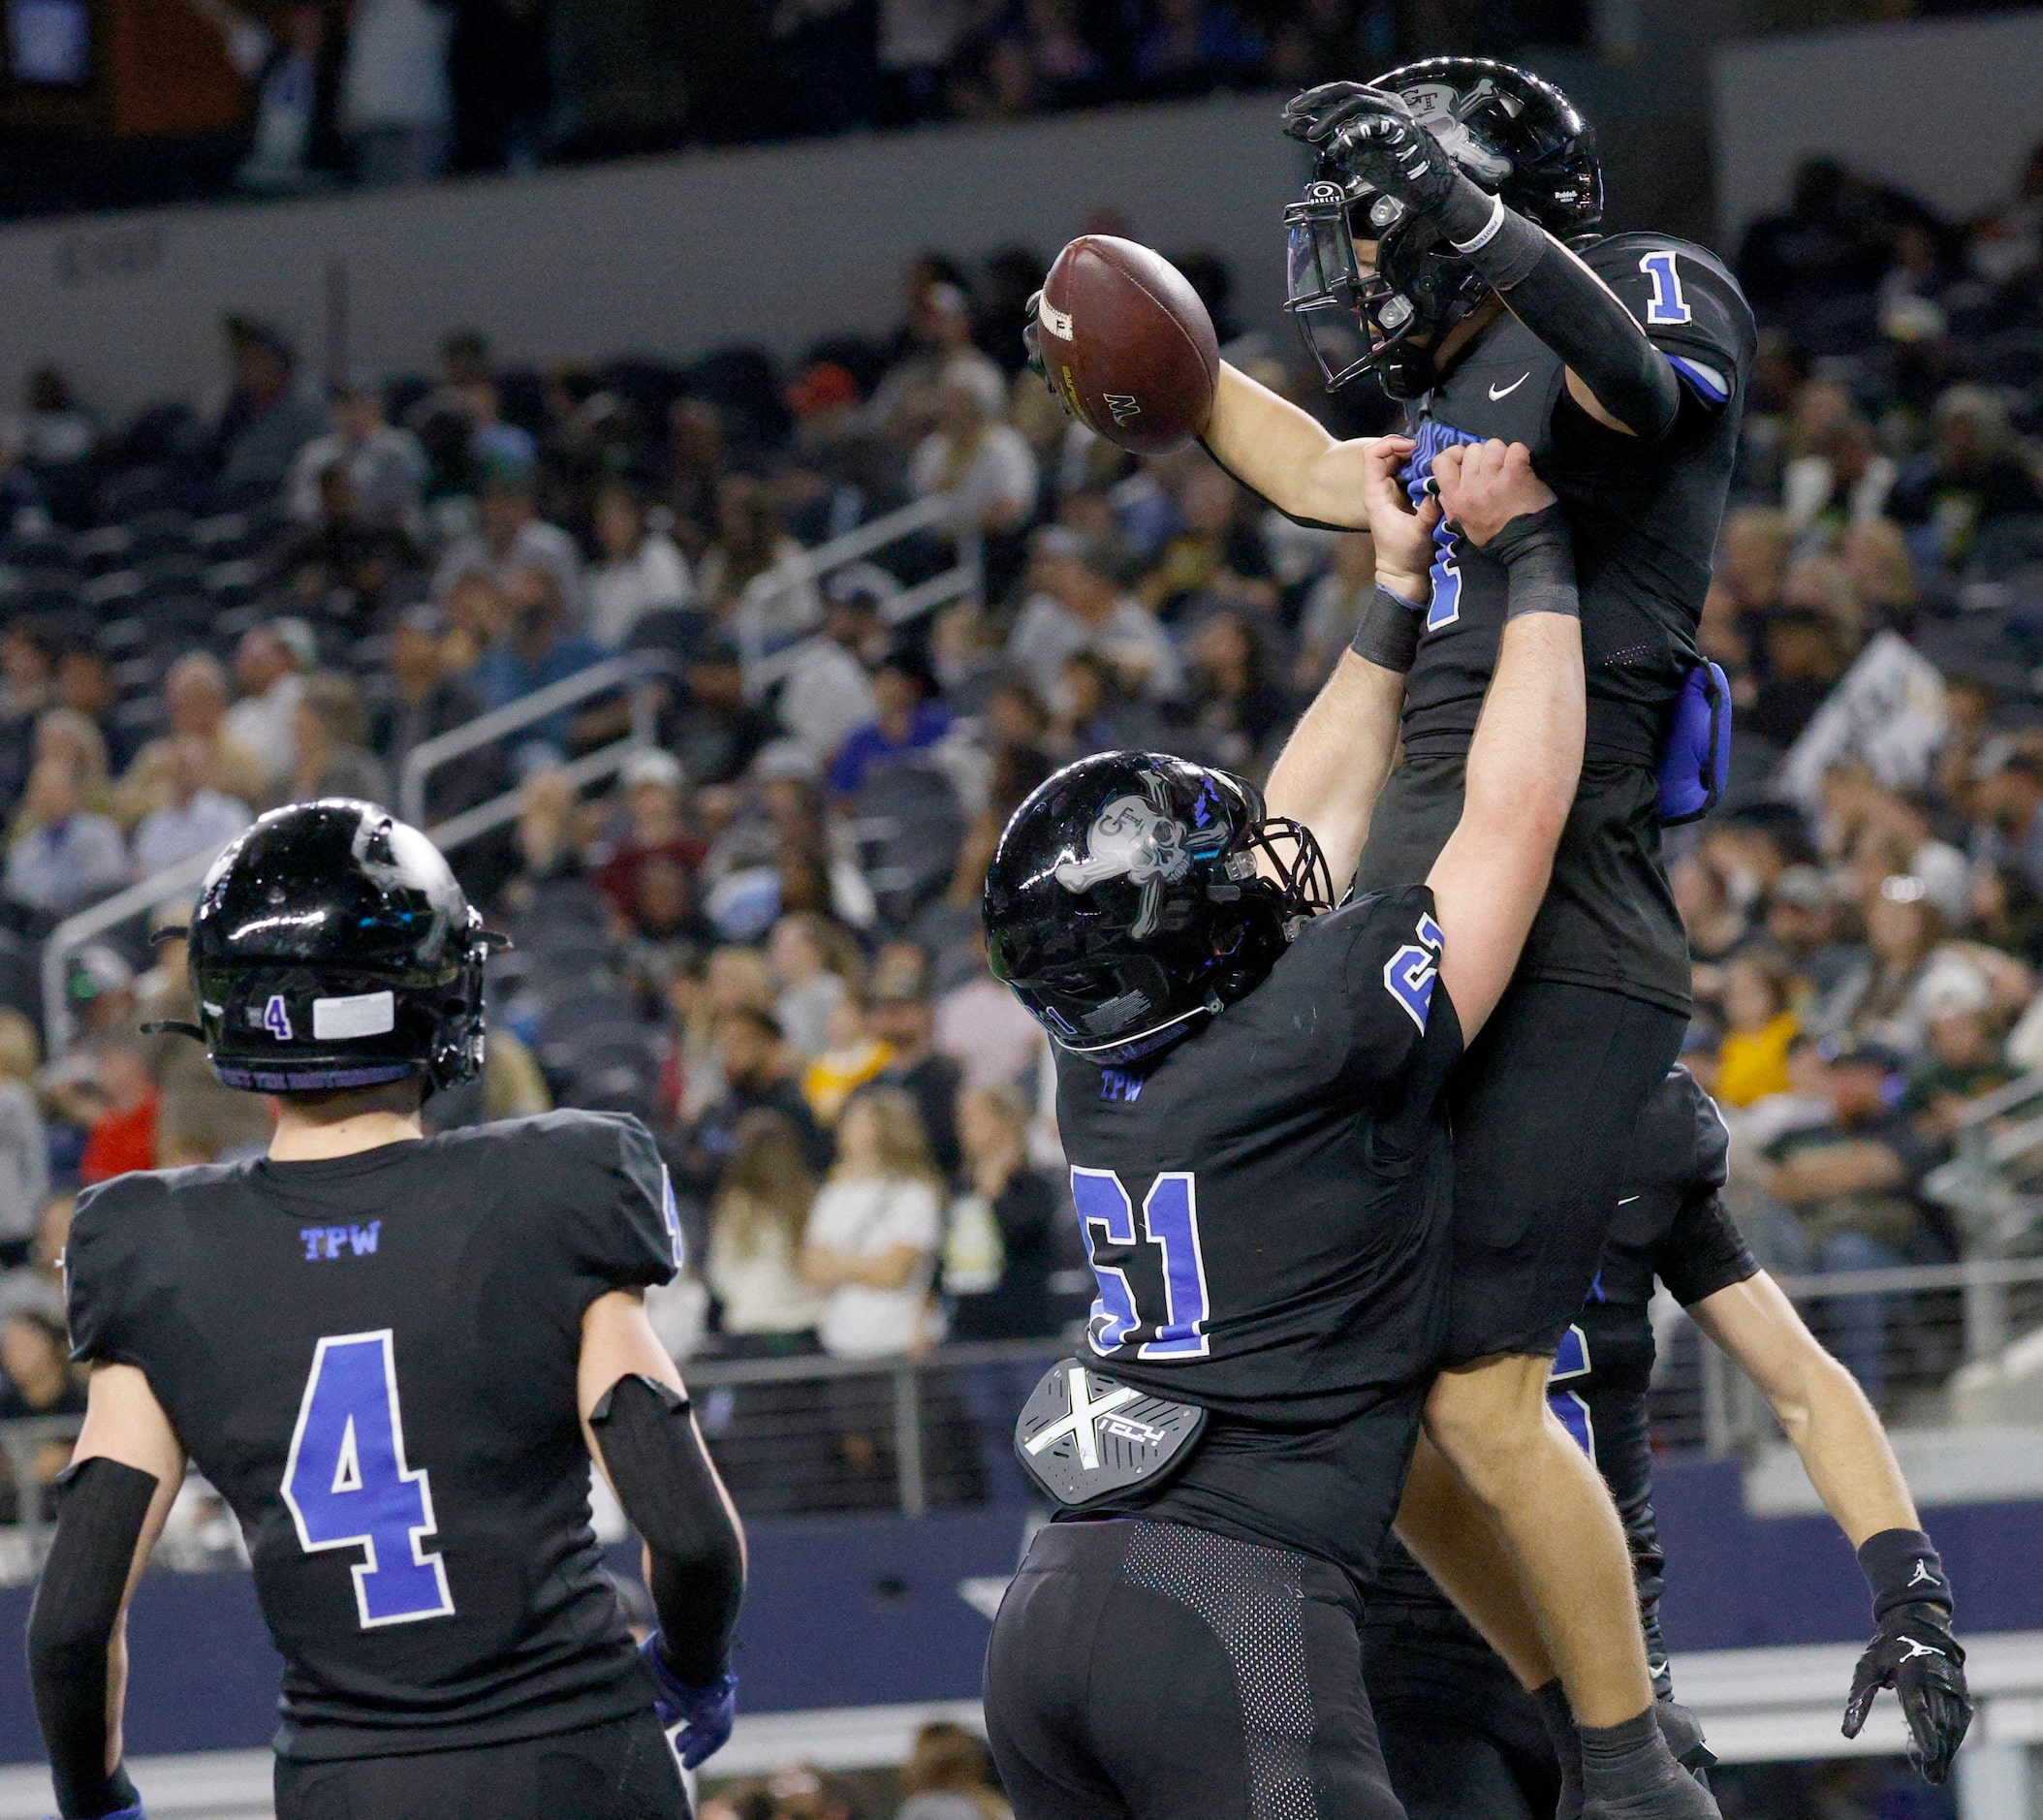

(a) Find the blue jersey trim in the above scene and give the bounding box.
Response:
[1665,353,1729,405]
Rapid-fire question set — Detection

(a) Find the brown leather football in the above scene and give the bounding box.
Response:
[1036,235,1219,455]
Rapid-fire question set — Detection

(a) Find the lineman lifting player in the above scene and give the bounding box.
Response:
[27,801,743,1820]
[1198,56,1762,1801]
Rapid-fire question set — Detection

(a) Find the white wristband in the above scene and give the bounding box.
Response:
[1451,194,1508,255]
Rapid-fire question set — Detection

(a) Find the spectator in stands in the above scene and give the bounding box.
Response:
[1970,745,2043,897]
[0,1012,47,1270]
[801,1084,943,1359]
[769,913,851,1061]
[368,603,496,809]
[137,906,275,1167]
[1009,527,1182,706]
[129,733,253,877]
[288,672,393,805]
[679,1006,832,1207]
[908,367,1039,539]
[871,282,1004,438]
[469,565,605,756]
[1751,1034,1942,1403]
[595,749,707,927]
[697,476,820,650]
[340,0,455,188]
[944,1081,1061,1342]
[1905,955,2015,1143]
[706,1109,824,1355]
[52,645,134,775]
[0,621,56,808]
[195,1,346,191]
[1711,951,1802,1109]
[588,480,694,650]
[1294,530,1375,692]
[1178,607,1291,774]
[4,755,126,918]
[434,462,583,616]
[0,1310,87,1501]
[935,926,1046,1090]
[0,1195,70,1326]
[828,647,951,797]
[895,1720,1014,1820]
[287,381,430,534]
[212,321,330,509]
[870,945,963,1180]
[672,632,780,788]
[778,584,881,765]
[224,621,313,785]
[71,1042,159,1185]
[802,987,895,1127]
[1888,386,2043,571]
[1782,411,1896,537]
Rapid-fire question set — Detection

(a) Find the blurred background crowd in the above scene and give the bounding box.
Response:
[0,127,2041,1465]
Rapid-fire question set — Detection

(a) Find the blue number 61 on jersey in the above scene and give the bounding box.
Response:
[282,1331,455,1628]
[1072,1168,1210,1361]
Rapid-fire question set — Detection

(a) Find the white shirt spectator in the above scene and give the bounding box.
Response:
[131,790,254,879]
[5,813,128,916]
[1782,452,1898,534]
[777,640,878,761]
[340,0,453,132]
[1008,589,1183,705]
[588,531,693,650]
[707,1217,825,1335]
[224,672,306,784]
[805,1176,941,1358]
[936,972,1050,1089]
[909,423,1039,530]
[288,423,429,533]
[0,1079,48,1248]
[699,538,822,652]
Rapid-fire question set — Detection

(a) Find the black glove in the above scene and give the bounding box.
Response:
[1842,1601,1973,1784]
[1654,1697,1715,1781]
[1281,82,1461,221]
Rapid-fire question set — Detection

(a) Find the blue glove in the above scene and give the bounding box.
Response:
[639,1634,739,1770]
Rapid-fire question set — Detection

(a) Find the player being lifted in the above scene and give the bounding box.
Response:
[1367,1064,1974,1817]
[27,801,743,1820]
[983,438,1639,1820]
[1195,57,1759,1793]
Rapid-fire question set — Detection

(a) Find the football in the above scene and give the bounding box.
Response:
[1036,235,1220,455]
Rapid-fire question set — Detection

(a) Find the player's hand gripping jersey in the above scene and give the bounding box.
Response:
[1357,236,1757,1014]
[65,1111,680,1760]
[1049,883,1462,1581]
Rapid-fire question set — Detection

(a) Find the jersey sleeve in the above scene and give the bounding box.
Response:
[64,1177,155,1367]
[1585,235,1756,414]
[1329,884,1462,1105]
[564,1113,683,1299]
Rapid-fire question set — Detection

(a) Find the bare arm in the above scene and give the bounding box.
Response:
[1690,1272,1919,1544]
[800,1241,924,1292]
[1425,443,1583,1040]
[1202,363,1379,530]
[1764,1142,1907,1207]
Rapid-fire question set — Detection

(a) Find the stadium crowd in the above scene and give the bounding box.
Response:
[0,137,2040,1506]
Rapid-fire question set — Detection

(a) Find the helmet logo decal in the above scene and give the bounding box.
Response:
[263,993,295,1041]
[1399,81,1513,185]
[313,990,397,1041]
[1054,787,1191,940]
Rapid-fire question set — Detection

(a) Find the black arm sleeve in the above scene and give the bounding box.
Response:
[1429,175,1681,442]
[26,1458,155,1820]
[590,1374,744,1687]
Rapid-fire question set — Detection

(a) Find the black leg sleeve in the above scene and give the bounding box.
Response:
[25,1458,157,1820]
[1430,175,1682,442]
[590,1374,745,1687]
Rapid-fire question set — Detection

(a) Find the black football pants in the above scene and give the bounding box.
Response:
[986,1518,1404,1820]
[274,1710,689,1820]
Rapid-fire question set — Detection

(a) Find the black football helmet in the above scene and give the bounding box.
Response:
[1284,57,1601,397]
[983,752,1332,1067]
[184,800,501,1094]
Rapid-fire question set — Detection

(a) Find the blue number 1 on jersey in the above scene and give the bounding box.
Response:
[1638,250,1692,326]
[1072,1168,1210,1361]
[282,1331,455,1627]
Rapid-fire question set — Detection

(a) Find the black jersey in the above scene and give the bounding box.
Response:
[1369,1067,1758,1692]
[1356,233,1757,1015]
[1050,884,1463,1581]
[65,1110,680,1761]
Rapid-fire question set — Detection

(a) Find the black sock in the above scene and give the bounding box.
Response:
[1533,1680,1585,1819]
[1580,1707,1717,1818]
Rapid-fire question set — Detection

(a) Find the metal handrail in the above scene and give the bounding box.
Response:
[41,845,221,1052]
[683,1335,1061,1388]
[396,650,666,825]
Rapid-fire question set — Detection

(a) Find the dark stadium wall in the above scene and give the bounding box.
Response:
[1712,9,2043,240]
[1,1469,2039,1764]
[0,93,1306,421]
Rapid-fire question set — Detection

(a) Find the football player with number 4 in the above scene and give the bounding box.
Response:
[1195,58,1758,1816]
[25,801,744,1820]
[982,438,1588,1820]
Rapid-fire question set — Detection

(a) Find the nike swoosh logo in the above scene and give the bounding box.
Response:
[1489,374,1529,400]
[1617,1195,1640,1205]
